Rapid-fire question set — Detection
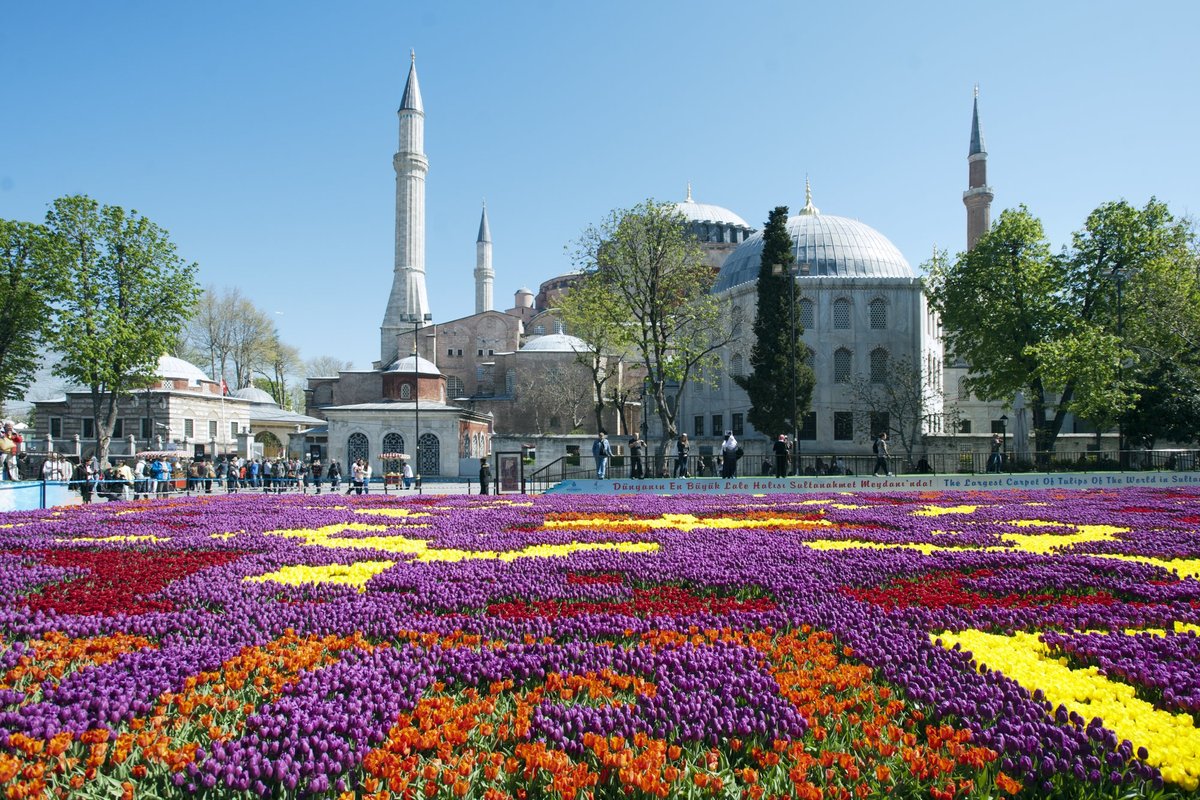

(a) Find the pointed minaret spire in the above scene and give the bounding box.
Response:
[798,175,820,216]
[399,50,423,112]
[477,200,491,243]
[963,86,994,250]
[969,84,985,156]
[475,201,494,313]
[685,182,693,203]
[381,50,432,367]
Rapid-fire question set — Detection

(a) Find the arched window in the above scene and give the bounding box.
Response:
[731,353,745,377]
[798,298,815,330]
[446,376,465,398]
[418,433,440,475]
[347,432,369,465]
[869,298,888,329]
[833,298,851,329]
[399,383,412,400]
[870,348,889,383]
[833,348,852,383]
[382,432,405,455]
[731,305,745,338]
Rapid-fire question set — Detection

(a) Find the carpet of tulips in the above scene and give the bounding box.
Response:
[1,486,1200,799]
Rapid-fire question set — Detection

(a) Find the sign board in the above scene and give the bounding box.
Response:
[498,454,521,493]
[546,471,1200,495]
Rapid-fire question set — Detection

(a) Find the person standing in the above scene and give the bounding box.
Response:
[987,434,1003,473]
[872,432,892,476]
[674,433,690,478]
[311,459,323,494]
[402,461,413,489]
[478,457,491,494]
[592,431,612,480]
[73,459,91,503]
[362,461,372,494]
[328,460,341,492]
[720,431,740,479]
[348,459,362,495]
[773,435,790,479]
[628,434,645,479]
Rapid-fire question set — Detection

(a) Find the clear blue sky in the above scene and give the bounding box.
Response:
[3,1,1197,378]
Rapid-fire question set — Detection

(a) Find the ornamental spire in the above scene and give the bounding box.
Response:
[969,84,985,156]
[477,200,491,243]
[399,50,423,113]
[799,175,820,216]
[685,181,693,203]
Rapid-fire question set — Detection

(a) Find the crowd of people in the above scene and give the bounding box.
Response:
[33,454,357,502]
[0,420,26,481]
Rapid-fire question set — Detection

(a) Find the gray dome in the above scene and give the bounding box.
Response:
[232,386,276,404]
[673,197,751,230]
[156,355,212,385]
[387,355,441,376]
[714,213,912,292]
[520,333,588,353]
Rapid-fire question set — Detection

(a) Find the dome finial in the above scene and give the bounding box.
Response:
[973,82,979,99]
[799,175,820,216]
[685,181,693,203]
[411,49,416,64]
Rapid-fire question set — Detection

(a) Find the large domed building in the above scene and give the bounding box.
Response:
[659,181,944,457]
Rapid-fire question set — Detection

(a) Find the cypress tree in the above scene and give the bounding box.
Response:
[734,206,815,440]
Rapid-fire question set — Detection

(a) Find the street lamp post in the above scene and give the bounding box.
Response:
[1113,267,1129,466]
[999,414,1008,471]
[404,313,433,494]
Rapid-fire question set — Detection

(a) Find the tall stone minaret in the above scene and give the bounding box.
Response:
[963,85,994,250]
[474,202,494,313]
[380,51,432,367]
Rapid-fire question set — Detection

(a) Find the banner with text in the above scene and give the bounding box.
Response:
[546,471,1200,495]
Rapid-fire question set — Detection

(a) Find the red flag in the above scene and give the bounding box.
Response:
[221,379,229,396]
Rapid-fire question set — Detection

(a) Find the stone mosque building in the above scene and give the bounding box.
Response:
[305,55,1021,477]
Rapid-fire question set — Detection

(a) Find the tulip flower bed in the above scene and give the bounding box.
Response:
[1,486,1200,799]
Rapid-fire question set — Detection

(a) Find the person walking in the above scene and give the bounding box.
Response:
[773,435,790,479]
[720,431,740,479]
[479,458,491,495]
[311,459,323,494]
[628,434,645,479]
[328,460,341,492]
[592,431,612,480]
[872,432,893,476]
[674,433,690,478]
[987,434,1003,473]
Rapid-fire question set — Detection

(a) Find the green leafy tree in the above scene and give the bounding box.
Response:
[552,274,636,433]
[0,220,60,401]
[1122,359,1200,447]
[926,200,1194,456]
[734,206,815,443]
[42,195,200,465]
[574,200,733,459]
